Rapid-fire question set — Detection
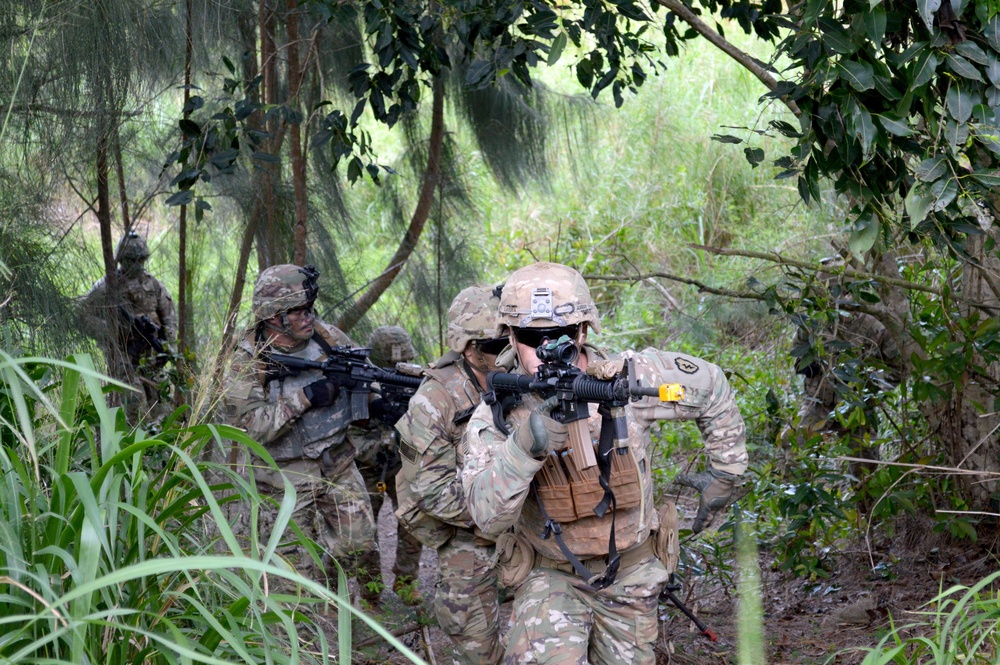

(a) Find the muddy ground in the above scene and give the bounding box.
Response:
[347,499,996,665]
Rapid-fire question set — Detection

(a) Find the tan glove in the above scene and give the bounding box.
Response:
[675,468,738,533]
[514,397,569,458]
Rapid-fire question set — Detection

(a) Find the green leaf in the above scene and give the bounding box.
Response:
[905,184,933,228]
[931,176,958,210]
[947,54,984,82]
[916,155,948,181]
[165,190,194,206]
[744,146,765,167]
[818,17,856,54]
[944,119,970,147]
[863,5,887,44]
[987,14,1000,53]
[956,41,990,65]
[849,209,879,255]
[548,32,568,65]
[946,83,976,123]
[711,134,744,144]
[876,114,913,136]
[873,73,902,100]
[911,50,940,88]
[839,60,875,91]
[971,169,1000,186]
[986,56,1000,86]
[856,106,876,154]
[918,0,942,31]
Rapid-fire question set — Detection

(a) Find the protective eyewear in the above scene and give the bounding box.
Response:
[473,338,509,355]
[511,324,580,348]
[286,305,316,320]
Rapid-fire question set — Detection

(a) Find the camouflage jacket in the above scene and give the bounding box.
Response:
[222,320,357,469]
[461,347,748,560]
[395,353,484,547]
[79,269,177,347]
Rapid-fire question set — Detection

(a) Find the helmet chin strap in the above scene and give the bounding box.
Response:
[466,345,499,374]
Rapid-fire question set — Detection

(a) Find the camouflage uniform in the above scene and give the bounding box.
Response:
[352,326,423,604]
[461,263,748,665]
[222,264,376,586]
[395,285,506,665]
[78,233,176,423]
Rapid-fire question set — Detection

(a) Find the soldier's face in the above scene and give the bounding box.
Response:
[284,306,315,341]
[120,258,144,276]
[511,324,588,374]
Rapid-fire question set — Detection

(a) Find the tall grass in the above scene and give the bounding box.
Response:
[0,350,424,664]
[840,572,1000,665]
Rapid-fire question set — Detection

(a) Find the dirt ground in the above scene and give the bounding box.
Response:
[348,500,997,665]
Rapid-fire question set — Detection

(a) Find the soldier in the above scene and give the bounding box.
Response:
[79,231,176,423]
[395,285,508,665]
[352,325,425,608]
[461,262,748,665]
[221,263,377,591]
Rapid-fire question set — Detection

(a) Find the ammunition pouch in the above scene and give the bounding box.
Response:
[534,446,642,523]
[653,501,680,575]
[492,531,535,589]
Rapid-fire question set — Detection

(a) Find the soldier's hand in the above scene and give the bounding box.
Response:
[586,358,625,380]
[303,378,339,408]
[515,397,569,459]
[674,468,738,533]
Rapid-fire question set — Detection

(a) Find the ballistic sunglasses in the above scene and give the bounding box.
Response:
[511,324,580,348]
[474,338,509,355]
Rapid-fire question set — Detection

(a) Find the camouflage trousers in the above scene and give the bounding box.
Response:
[357,462,423,587]
[254,457,377,587]
[504,555,669,665]
[435,529,503,665]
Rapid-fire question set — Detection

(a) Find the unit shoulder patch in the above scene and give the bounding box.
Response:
[674,357,699,374]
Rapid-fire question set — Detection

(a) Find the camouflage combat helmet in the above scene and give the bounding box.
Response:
[447,285,502,353]
[252,264,320,321]
[116,231,150,262]
[368,326,416,366]
[496,262,600,335]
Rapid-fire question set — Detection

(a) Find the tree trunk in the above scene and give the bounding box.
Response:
[929,232,1000,509]
[177,0,193,359]
[256,0,282,269]
[287,0,309,266]
[113,128,131,233]
[335,75,445,332]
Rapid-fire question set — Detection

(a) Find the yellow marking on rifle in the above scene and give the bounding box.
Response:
[659,384,685,402]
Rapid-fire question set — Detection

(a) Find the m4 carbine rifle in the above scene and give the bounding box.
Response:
[485,336,678,469]
[117,304,166,364]
[268,346,423,426]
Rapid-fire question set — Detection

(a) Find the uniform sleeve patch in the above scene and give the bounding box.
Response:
[675,357,699,374]
[400,439,419,464]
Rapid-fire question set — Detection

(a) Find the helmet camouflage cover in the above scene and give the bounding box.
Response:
[496,262,600,335]
[252,264,320,321]
[116,232,150,262]
[447,284,502,353]
[368,325,416,366]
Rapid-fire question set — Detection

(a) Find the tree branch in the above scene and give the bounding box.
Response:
[584,271,763,300]
[654,0,801,117]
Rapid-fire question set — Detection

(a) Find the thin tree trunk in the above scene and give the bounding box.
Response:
[257,0,281,269]
[287,0,309,265]
[215,209,260,380]
[178,0,193,359]
[96,132,116,292]
[113,128,131,233]
[335,75,445,332]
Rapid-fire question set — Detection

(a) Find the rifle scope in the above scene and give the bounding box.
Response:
[535,337,579,365]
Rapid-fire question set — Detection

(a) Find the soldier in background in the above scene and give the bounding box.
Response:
[351,325,425,609]
[462,262,748,664]
[395,285,508,665]
[79,231,176,423]
[221,264,377,592]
